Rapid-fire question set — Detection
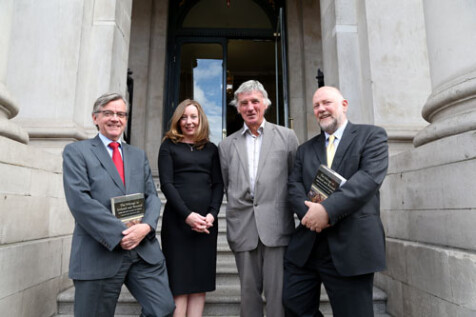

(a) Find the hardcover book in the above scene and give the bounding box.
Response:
[308,164,347,203]
[111,193,145,227]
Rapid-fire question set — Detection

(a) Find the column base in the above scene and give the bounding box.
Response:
[414,72,476,147]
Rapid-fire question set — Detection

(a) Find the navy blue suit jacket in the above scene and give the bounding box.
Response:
[286,122,388,276]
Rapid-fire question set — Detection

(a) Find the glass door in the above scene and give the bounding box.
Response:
[174,40,226,145]
[225,39,276,135]
[275,7,290,128]
[171,37,286,141]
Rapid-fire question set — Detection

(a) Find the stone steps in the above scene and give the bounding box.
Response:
[55,284,390,316]
[55,195,391,316]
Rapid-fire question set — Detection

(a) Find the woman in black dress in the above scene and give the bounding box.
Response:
[158,99,224,317]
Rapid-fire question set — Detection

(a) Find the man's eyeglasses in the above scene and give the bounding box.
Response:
[95,110,128,119]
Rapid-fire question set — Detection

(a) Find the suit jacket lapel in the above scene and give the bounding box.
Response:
[90,135,126,193]
[232,129,250,185]
[332,122,356,171]
[122,143,132,192]
[312,131,327,167]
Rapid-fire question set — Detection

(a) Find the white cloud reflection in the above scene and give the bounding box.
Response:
[193,59,223,145]
[193,61,222,80]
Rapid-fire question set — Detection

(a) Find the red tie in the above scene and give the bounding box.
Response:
[109,142,125,184]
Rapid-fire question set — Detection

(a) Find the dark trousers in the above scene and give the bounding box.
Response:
[73,249,175,317]
[283,234,374,317]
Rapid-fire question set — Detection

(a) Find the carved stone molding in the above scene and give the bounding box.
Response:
[0,82,29,144]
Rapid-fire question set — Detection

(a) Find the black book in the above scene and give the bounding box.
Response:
[308,164,346,203]
[111,193,145,227]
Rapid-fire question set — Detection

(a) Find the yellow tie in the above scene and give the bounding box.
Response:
[327,135,335,167]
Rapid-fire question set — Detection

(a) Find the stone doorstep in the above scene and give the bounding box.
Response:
[56,285,388,316]
[59,313,376,317]
[55,315,246,317]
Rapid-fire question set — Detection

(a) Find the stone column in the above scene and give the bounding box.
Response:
[286,0,322,142]
[413,0,476,146]
[0,0,28,144]
[377,2,476,315]
[319,0,375,126]
[7,0,132,153]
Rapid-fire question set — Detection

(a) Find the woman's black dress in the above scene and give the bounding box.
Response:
[158,139,224,295]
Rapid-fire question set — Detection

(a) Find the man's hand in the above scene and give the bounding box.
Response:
[301,201,331,232]
[120,223,151,250]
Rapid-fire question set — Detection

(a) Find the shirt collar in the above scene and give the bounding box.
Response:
[241,119,266,136]
[324,119,348,141]
[98,133,122,148]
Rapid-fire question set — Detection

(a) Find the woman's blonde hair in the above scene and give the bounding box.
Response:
[163,99,210,149]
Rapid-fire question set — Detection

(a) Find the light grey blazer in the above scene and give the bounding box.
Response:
[218,122,299,252]
[63,135,164,280]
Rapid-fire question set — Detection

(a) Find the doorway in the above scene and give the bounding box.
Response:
[165,0,287,144]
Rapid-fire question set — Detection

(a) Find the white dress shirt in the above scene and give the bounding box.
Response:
[241,120,266,197]
[98,133,123,158]
[324,120,348,150]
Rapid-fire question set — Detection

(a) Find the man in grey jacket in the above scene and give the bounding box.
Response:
[219,80,299,317]
[63,92,174,317]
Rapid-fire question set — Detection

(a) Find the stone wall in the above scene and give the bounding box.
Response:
[362,0,431,155]
[375,1,476,315]
[377,131,476,316]
[128,0,169,175]
[0,137,73,317]
[319,0,430,156]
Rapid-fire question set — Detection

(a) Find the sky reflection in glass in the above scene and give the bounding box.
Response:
[193,59,223,145]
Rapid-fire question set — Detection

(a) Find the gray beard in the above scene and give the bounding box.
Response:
[319,119,337,134]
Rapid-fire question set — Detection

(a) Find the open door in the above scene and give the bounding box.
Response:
[173,39,226,145]
[275,7,290,128]
[165,1,288,143]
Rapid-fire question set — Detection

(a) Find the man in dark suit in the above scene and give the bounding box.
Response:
[283,86,388,317]
[63,93,175,317]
